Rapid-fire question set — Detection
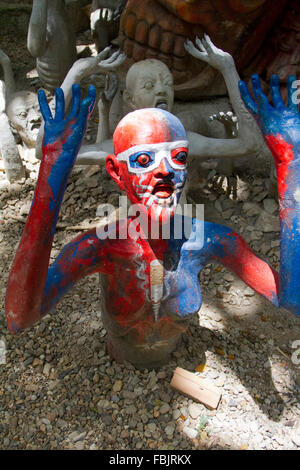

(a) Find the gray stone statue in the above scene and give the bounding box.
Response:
[0,49,38,182]
[63,36,269,170]
[6,91,41,150]
[27,0,77,91]
[35,37,275,195]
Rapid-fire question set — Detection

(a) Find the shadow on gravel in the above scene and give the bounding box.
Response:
[187,291,300,422]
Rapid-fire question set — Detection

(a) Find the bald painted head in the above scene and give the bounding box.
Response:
[123,59,174,112]
[106,108,188,222]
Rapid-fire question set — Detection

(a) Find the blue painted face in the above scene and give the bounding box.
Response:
[118,140,188,174]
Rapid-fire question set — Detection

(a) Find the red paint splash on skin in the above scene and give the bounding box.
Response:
[113,110,172,154]
[215,233,279,303]
[265,134,295,199]
[6,125,76,332]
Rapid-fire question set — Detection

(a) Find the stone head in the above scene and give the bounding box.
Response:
[6,91,41,148]
[123,59,174,113]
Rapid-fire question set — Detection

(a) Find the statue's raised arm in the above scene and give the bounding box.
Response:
[240,74,300,315]
[184,35,265,159]
[5,85,99,332]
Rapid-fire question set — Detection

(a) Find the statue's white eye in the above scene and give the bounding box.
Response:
[18,111,27,119]
[164,79,173,87]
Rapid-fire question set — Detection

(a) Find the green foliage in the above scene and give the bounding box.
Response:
[197,414,208,433]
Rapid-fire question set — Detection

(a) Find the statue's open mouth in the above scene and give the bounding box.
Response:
[155,99,168,110]
[30,123,41,131]
[152,182,174,198]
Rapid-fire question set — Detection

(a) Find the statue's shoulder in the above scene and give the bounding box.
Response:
[187,218,236,252]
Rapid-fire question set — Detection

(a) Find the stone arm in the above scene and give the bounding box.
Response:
[5,85,112,333]
[60,48,125,110]
[27,0,48,57]
[76,139,113,164]
[96,72,118,143]
[185,35,264,159]
[204,222,280,307]
[179,218,279,313]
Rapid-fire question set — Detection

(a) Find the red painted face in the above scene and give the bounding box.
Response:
[110,108,188,223]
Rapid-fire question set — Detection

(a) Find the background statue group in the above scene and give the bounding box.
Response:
[1,0,299,186]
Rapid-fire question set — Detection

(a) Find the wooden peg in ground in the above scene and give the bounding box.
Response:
[170,367,222,410]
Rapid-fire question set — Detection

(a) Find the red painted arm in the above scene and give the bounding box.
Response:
[6,85,97,333]
[206,223,280,306]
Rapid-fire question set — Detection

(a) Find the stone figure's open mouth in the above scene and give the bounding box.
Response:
[152,182,174,198]
[155,99,168,110]
[30,123,41,131]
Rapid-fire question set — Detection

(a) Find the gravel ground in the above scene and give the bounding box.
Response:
[0,150,299,450]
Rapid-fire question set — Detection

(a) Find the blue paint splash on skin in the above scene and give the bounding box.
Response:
[158,109,187,141]
[166,218,208,317]
[9,321,22,334]
[42,232,102,315]
[279,214,300,316]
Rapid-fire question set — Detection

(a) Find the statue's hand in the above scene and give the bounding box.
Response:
[184,34,234,72]
[38,84,96,161]
[99,72,118,110]
[209,111,238,137]
[239,74,300,164]
[95,47,126,72]
[71,47,126,80]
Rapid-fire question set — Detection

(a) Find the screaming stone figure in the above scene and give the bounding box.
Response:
[52,36,266,183]
[6,91,41,150]
[0,50,42,182]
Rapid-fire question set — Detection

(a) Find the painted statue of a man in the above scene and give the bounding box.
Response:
[5,75,300,368]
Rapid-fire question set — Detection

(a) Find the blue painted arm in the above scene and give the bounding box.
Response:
[239,74,300,316]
